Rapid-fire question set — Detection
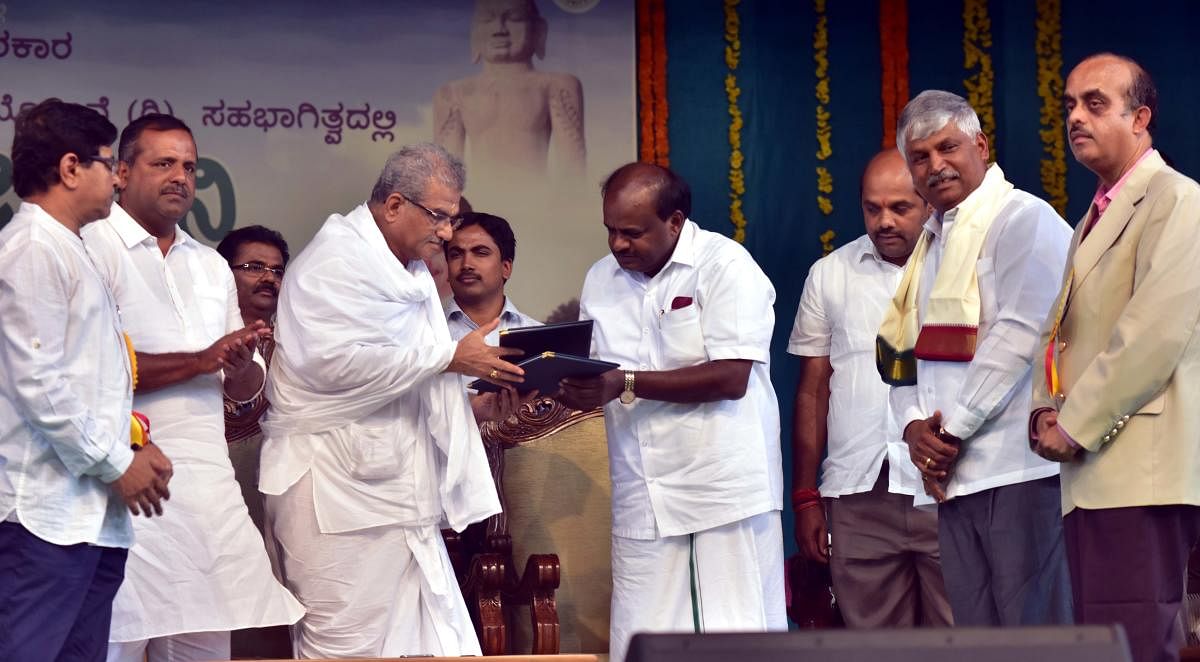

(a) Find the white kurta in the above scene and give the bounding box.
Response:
[260,202,499,657]
[82,205,303,642]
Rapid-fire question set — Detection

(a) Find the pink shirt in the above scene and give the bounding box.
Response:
[1087,148,1157,227]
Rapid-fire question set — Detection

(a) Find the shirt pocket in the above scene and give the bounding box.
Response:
[975,257,998,326]
[192,284,228,342]
[659,304,708,369]
[340,422,414,481]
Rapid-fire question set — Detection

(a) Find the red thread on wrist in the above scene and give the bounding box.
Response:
[791,487,821,509]
[795,500,824,513]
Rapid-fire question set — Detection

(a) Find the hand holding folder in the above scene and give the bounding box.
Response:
[470,352,619,395]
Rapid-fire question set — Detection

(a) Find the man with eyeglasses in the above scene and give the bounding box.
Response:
[214,224,292,658]
[81,114,303,662]
[0,98,174,662]
[261,142,523,657]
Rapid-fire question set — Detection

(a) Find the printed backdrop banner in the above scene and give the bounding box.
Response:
[0,0,636,320]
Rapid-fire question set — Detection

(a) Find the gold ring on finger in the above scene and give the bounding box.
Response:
[923,456,933,469]
[489,368,499,379]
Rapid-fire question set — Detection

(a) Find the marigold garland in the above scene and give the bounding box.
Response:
[636,0,669,166]
[1035,0,1068,215]
[879,0,909,148]
[124,332,138,390]
[814,0,835,254]
[963,0,996,159]
[724,0,746,243]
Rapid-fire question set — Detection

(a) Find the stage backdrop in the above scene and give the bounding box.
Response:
[0,0,636,321]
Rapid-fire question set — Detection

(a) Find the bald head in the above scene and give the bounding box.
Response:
[1073,53,1157,133]
[1065,53,1156,184]
[861,148,928,266]
[601,161,692,222]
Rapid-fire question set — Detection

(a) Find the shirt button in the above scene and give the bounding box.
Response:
[642,328,649,335]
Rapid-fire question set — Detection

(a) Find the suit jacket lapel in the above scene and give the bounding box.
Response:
[1070,151,1163,293]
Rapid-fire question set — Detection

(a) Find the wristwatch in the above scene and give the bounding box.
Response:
[619,370,636,404]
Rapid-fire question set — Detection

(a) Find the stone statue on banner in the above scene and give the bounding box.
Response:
[434,0,586,180]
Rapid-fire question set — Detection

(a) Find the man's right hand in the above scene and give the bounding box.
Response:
[197,321,272,374]
[112,444,173,517]
[796,504,830,564]
[446,318,524,386]
[904,410,959,480]
[905,411,962,503]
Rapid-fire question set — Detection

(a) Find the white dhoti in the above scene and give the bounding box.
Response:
[609,510,787,662]
[266,472,480,659]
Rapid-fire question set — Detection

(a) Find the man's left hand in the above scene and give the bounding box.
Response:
[1035,420,1081,463]
[558,369,623,411]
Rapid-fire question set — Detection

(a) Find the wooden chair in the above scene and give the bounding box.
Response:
[444,397,610,656]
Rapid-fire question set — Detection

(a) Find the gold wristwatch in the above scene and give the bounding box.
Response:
[619,370,636,404]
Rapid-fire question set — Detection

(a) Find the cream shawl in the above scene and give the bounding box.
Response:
[876,164,1014,385]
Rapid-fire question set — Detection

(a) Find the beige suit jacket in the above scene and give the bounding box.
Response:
[1032,151,1200,514]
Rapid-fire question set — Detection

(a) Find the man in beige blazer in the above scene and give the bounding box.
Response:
[1030,53,1200,662]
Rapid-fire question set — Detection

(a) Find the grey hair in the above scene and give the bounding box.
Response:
[896,90,982,159]
[369,142,466,204]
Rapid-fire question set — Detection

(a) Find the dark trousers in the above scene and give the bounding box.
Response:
[1065,504,1200,662]
[0,521,128,662]
[938,475,1073,625]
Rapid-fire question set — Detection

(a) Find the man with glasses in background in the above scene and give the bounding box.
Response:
[261,143,524,657]
[215,225,292,659]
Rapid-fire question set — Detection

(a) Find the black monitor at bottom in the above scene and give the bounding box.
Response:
[627,625,1131,662]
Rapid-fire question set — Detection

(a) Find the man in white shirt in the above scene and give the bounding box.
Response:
[0,99,171,662]
[559,162,786,662]
[261,143,524,658]
[445,211,541,422]
[881,90,1073,625]
[789,148,951,628]
[82,114,303,662]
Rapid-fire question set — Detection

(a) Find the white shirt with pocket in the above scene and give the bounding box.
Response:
[889,190,1072,505]
[581,220,783,540]
[788,234,919,497]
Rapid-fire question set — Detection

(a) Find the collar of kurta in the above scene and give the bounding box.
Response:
[106,203,193,252]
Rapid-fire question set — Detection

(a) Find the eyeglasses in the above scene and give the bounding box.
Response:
[403,195,463,231]
[84,154,118,172]
[232,262,285,278]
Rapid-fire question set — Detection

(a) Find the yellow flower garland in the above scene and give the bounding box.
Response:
[124,332,138,390]
[963,0,996,159]
[814,0,835,254]
[724,0,746,243]
[1035,0,1068,215]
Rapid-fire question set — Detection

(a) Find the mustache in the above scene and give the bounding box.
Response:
[926,168,961,188]
[161,185,190,197]
[1069,125,1092,140]
[253,283,278,295]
